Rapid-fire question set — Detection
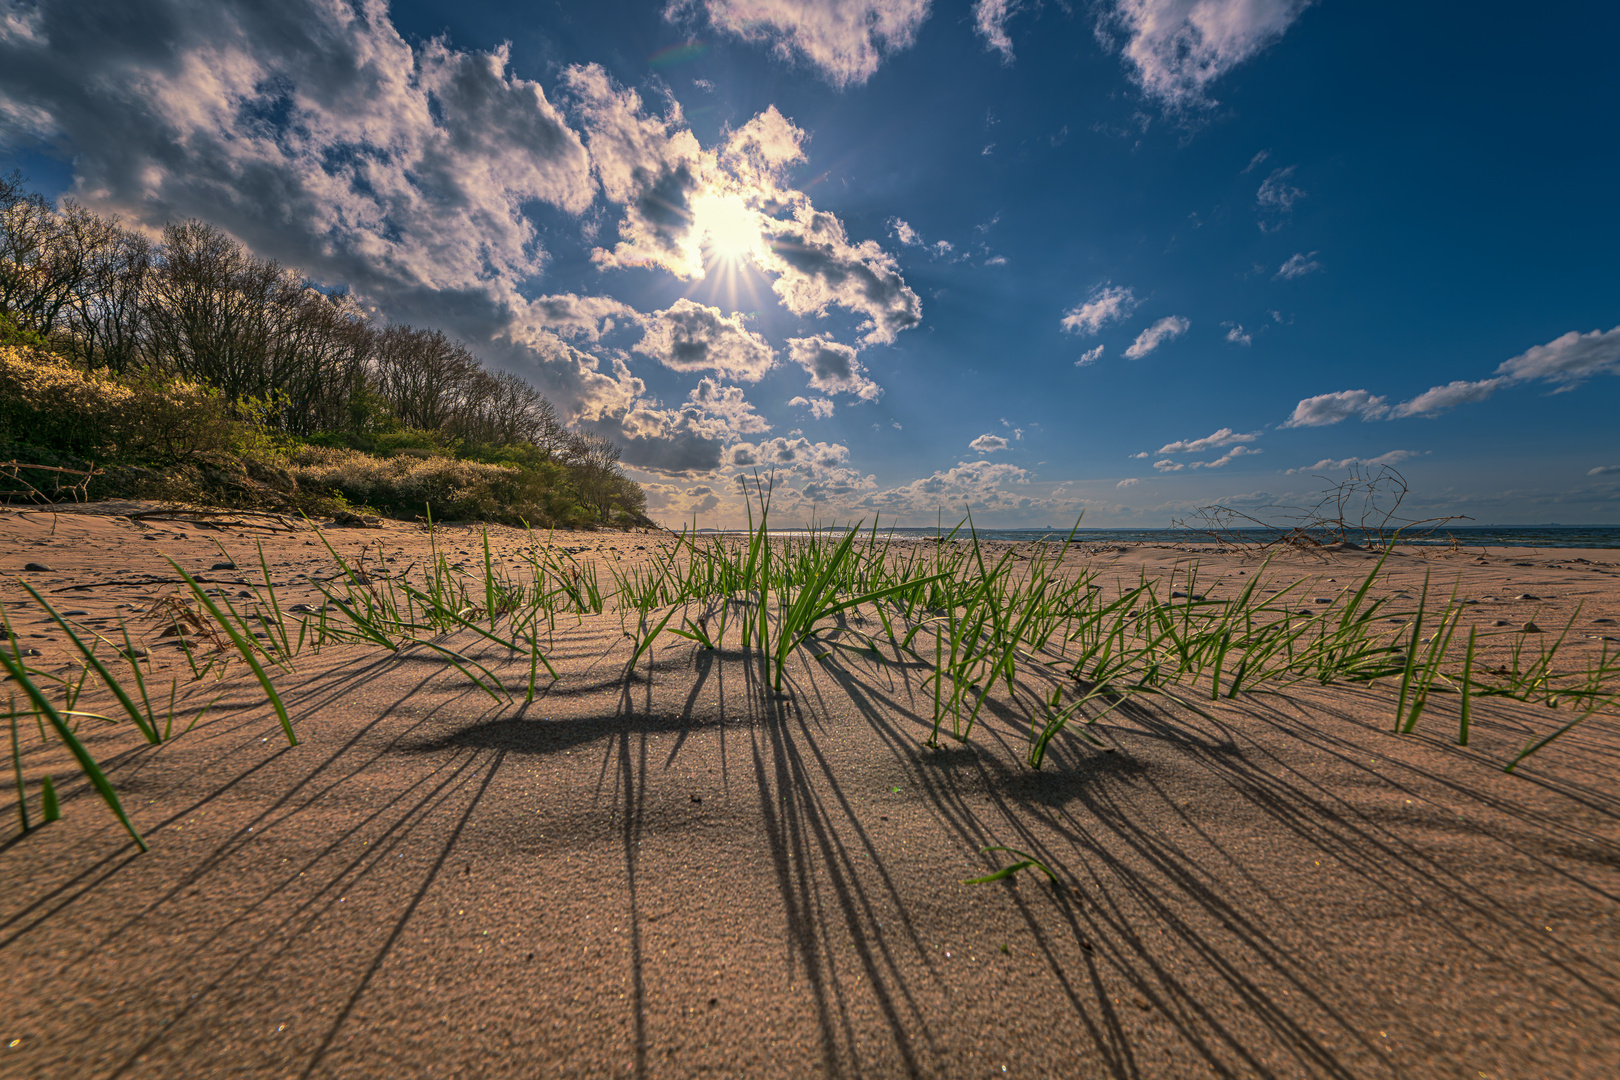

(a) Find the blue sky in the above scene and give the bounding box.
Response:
[2,0,1617,527]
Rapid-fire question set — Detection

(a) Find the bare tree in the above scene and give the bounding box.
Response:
[369,324,480,433]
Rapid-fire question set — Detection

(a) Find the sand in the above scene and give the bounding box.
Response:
[1,502,1617,1078]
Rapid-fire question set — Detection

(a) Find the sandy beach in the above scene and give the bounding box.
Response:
[2,502,1618,1079]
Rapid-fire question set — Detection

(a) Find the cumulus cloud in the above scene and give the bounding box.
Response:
[1117,477,1141,488]
[970,433,1009,453]
[1275,251,1321,279]
[1124,315,1190,359]
[788,395,836,419]
[1099,0,1315,109]
[1076,344,1105,366]
[522,293,640,341]
[856,459,1031,516]
[565,63,707,277]
[669,0,933,88]
[759,204,923,344]
[1152,459,1184,472]
[1061,283,1138,335]
[1286,449,1423,475]
[1281,389,1389,427]
[636,298,776,381]
[1156,427,1260,455]
[0,0,593,312]
[787,336,883,399]
[1224,323,1252,345]
[687,377,771,433]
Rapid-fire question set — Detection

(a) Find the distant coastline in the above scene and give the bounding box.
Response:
[697,525,1620,549]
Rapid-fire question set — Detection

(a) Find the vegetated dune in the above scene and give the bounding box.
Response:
[3,502,1618,1078]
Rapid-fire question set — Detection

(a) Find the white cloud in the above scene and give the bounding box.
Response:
[1281,389,1389,427]
[1275,251,1321,279]
[758,203,923,344]
[1099,0,1315,109]
[1129,451,1151,459]
[889,217,922,245]
[566,63,708,277]
[1156,427,1260,454]
[787,336,883,400]
[1390,378,1502,417]
[1123,315,1190,359]
[1061,283,1138,335]
[670,0,933,88]
[1189,445,1260,468]
[1389,325,1620,420]
[1116,477,1141,488]
[1257,165,1305,218]
[1494,325,1620,385]
[1224,323,1252,345]
[1286,449,1423,475]
[0,0,593,314]
[1152,459,1184,472]
[855,458,1031,516]
[1242,149,1271,174]
[636,299,776,381]
[688,378,771,433]
[788,395,836,419]
[1589,465,1620,477]
[522,294,641,341]
[974,0,1021,59]
[970,433,1010,453]
[1076,344,1105,366]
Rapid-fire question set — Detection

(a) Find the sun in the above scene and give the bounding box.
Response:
[691,191,764,264]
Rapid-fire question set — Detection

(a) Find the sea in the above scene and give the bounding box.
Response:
[704,526,1620,550]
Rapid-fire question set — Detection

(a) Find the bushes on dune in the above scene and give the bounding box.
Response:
[0,174,653,527]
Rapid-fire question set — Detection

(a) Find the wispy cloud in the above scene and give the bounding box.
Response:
[1117,477,1141,487]
[1224,322,1252,345]
[1190,445,1260,469]
[974,0,1022,60]
[1076,344,1105,366]
[1156,428,1260,454]
[1275,251,1322,279]
[1589,465,1620,476]
[1286,449,1424,475]
[1124,315,1190,359]
[1061,283,1138,335]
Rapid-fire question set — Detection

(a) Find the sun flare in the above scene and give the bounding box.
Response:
[691,191,764,263]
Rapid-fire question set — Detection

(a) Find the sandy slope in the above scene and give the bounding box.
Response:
[2,503,1618,1079]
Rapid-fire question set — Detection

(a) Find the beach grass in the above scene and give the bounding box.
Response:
[4,497,1617,851]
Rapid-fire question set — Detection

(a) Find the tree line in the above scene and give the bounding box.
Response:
[0,173,643,523]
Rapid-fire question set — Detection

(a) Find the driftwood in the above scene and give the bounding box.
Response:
[1172,465,1471,556]
[129,508,308,531]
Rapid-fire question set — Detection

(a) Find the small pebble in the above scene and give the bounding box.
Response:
[212,561,238,571]
[23,562,52,572]
[1522,622,1543,634]
[1516,593,1539,601]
